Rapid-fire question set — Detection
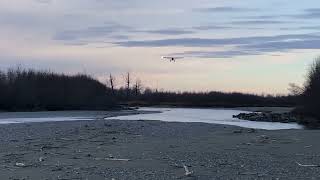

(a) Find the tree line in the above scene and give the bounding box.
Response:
[106,72,297,107]
[0,67,298,112]
[0,68,115,111]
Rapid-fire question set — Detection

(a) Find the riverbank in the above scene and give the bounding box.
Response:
[232,107,320,129]
[0,115,319,179]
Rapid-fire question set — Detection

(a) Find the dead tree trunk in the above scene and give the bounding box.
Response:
[109,74,115,95]
[125,72,131,100]
[134,79,142,97]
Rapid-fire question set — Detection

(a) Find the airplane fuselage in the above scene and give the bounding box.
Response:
[161,56,183,62]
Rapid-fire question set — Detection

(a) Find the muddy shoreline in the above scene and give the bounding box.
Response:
[0,109,319,179]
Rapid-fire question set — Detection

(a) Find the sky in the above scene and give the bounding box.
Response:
[1,0,320,94]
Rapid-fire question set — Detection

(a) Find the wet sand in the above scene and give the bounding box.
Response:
[0,110,319,179]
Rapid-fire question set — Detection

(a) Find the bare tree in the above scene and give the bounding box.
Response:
[288,83,303,96]
[302,57,320,119]
[125,72,131,99]
[108,74,116,94]
[134,78,142,97]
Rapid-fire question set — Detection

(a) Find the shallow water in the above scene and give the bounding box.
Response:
[106,107,303,130]
[0,111,110,124]
[0,117,95,124]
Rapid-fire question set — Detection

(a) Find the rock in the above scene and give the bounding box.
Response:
[52,166,63,171]
[247,128,257,133]
[233,112,298,123]
[104,123,112,127]
[256,135,271,143]
[15,162,27,167]
[233,129,242,133]
[39,157,45,162]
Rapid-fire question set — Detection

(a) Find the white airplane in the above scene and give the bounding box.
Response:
[161,56,184,62]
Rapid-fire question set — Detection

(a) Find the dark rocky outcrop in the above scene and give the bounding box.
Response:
[233,112,298,123]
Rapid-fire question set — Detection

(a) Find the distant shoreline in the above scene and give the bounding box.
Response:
[0,105,294,113]
[0,106,293,119]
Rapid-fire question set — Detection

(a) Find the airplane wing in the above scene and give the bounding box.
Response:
[161,56,184,60]
[161,56,172,59]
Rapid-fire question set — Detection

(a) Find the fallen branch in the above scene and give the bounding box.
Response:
[182,164,193,177]
[296,162,320,167]
[15,162,34,168]
[239,172,258,175]
[105,158,131,161]
[94,157,130,161]
[58,138,73,141]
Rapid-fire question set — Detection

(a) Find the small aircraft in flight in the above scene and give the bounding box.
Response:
[161,56,184,62]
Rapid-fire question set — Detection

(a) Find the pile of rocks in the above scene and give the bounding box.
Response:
[233,112,298,123]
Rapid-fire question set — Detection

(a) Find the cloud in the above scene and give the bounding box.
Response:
[171,39,320,59]
[182,38,320,59]
[231,20,286,25]
[237,15,278,20]
[35,0,52,4]
[244,39,320,52]
[114,33,320,47]
[3,1,320,61]
[0,10,47,28]
[300,8,320,18]
[172,50,259,58]
[54,25,194,44]
[193,6,257,13]
[280,26,320,31]
[298,26,320,30]
[137,29,194,35]
[114,33,320,58]
[109,35,130,40]
[289,8,320,19]
[53,22,132,42]
[192,25,231,30]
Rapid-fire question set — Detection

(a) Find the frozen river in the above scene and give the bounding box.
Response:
[0,108,303,130]
[106,107,303,130]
